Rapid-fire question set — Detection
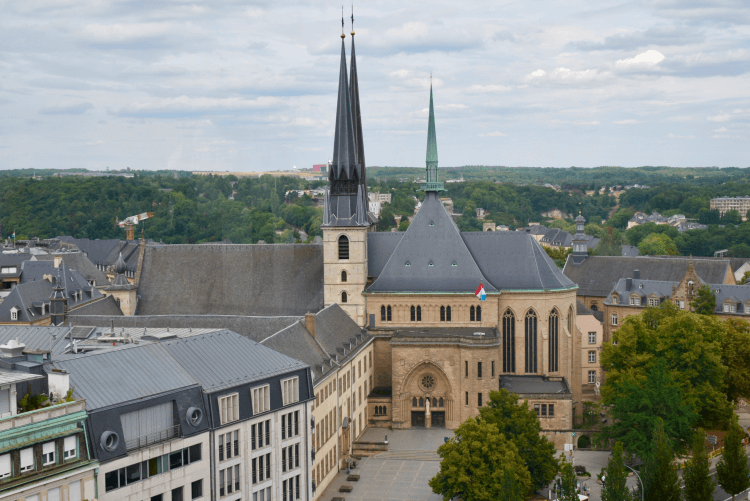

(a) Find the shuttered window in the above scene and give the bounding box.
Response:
[0,454,10,478]
[252,386,270,415]
[20,447,34,472]
[42,442,55,465]
[282,377,299,406]
[219,394,239,424]
[0,388,9,415]
[64,436,77,460]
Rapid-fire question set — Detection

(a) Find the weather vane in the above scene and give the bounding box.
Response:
[341,6,344,38]
[351,4,354,35]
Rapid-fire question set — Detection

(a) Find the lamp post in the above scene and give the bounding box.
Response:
[624,464,644,501]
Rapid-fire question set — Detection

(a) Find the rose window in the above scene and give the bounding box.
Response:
[421,374,435,390]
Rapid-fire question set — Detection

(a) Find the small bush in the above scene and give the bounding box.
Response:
[574,465,588,475]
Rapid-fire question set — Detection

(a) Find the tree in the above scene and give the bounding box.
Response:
[716,416,750,501]
[429,417,532,501]
[599,359,697,459]
[601,305,731,431]
[683,429,716,501]
[602,442,630,501]
[607,208,635,229]
[596,226,624,256]
[691,284,716,315]
[637,232,679,255]
[479,389,559,490]
[739,271,750,285]
[397,219,410,231]
[375,205,396,231]
[722,319,750,402]
[558,455,578,501]
[642,418,682,501]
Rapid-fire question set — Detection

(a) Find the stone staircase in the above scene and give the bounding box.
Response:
[371,449,441,461]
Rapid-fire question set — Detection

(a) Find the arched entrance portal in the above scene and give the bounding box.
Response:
[398,362,454,429]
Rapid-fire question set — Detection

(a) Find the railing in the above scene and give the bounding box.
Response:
[125,424,180,451]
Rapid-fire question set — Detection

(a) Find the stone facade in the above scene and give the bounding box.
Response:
[577,312,603,404]
[323,227,368,327]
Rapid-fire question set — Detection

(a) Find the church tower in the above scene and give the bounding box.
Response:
[49,268,68,327]
[322,22,369,327]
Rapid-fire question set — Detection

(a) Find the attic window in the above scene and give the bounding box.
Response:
[428,262,434,267]
[10,309,18,321]
[405,262,411,267]
[429,221,434,226]
[639,284,643,289]
[451,262,457,267]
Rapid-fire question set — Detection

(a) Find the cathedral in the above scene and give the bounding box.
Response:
[320,29,580,447]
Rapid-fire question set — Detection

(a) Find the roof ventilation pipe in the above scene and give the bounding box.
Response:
[634,270,640,279]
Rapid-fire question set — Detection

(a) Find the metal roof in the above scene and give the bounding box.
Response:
[46,342,200,411]
[499,375,571,395]
[160,330,308,392]
[0,370,44,385]
[0,326,73,354]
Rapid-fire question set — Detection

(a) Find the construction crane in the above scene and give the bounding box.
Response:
[117,212,154,240]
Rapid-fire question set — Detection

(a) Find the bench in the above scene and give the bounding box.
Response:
[347,474,360,481]
[339,485,353,493]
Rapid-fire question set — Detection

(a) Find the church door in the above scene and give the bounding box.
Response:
[432,411,445,427]
[411,411,425,427]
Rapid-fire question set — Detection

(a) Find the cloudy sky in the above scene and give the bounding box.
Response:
[1,0,749,171]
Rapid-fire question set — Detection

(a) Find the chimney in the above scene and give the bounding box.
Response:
[54,254,62,268]
[633,270,640,279]
[305,313,316,338]
[625,278,632,291]
[48,369,70,401]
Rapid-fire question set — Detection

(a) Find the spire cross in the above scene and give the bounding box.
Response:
[341,6,345,37]
[351,4,354,35]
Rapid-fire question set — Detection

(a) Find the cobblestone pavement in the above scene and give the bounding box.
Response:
[358,427,454,451]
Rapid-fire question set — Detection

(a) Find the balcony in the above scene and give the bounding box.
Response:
[125,424,180,452]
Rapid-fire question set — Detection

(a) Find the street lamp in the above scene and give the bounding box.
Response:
[624,464,644,501]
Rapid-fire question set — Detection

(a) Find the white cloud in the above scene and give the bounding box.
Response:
[116,96,278,115]
[707,113,732,122]
[666,116,696,122]
[712,134,731,138]
[82,22,174,43]
[667,133,696,139]
[616,49,665,68]
[713,127,729,133]
[479,131,507,137]
[528,69,546,78]
[613,119,642,124]
[467,85,512,93]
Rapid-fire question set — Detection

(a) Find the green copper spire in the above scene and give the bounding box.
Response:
[421,81,444,192]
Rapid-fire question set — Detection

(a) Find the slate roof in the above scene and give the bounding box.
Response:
[136,243,323,316]
[46,342,200,410]
[462,231,576,291]
[0,253,34,278]
[67,314,302,344]
[33,252,110,286]
[710,285,750,313]
[311,303,369,358]
[563,256,732,297]
[261,322,331,381]
[621,245,640,257]
[160,330,308,393]
[0,263,103,323]
[55,237,142,272]
[499,375,571,395]
[576,300,595,316]
[605,278,676,306]
[69,295,123,316]
[368,192,496,293]
[367,233,403,278]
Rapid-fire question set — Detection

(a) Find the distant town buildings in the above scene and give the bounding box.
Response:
[710,196,750,220]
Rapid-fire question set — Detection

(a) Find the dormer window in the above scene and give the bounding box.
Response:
[612,296,618,305]
[639,284,643,289]
[405,262,410,267]
[428,262,434,267]
[10,308,18,321]
[429,221,434,226]
[451,262,457,267]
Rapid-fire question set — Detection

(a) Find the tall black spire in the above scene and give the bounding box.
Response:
[349,6,367,200]
[323,26,368,227]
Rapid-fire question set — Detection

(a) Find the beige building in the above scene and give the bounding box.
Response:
[711,196,750,220]
[575,301,603,404]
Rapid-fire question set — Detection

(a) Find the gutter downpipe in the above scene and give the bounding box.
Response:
[208,393,216,501]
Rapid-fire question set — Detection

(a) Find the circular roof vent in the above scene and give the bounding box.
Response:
[100,431,119,452]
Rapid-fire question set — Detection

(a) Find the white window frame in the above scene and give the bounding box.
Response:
[630,297,636,306]
[680,300,685,309]
[588,371,596,384]
[724,304,730,313]
[612,314,618,325]
[588,351,596,364]
[219,393,239,425]
[42,442,55,466]
[612,296,618,305]
[10,308,18,321]
[252,385,270,415]
[648,298,658,307]
[281,377,299,407]
[588,332,596,344]
[63,436,77,460]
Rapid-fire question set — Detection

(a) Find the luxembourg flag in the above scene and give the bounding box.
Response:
[475,282,486,301]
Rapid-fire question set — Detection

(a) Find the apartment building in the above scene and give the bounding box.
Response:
[710,196,750,220]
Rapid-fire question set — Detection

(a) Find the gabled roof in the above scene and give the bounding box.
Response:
[136,243,323,316]
[563,256,732,297]
[34,252,110,286]
[0,325,72,354]
[69,295,123,316]
[261,321,331,381]
[367,232,403,278]
[367,192,495,293]
[605,278,676,305]
[711,285,750,311]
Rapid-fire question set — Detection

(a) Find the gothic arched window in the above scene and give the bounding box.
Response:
[503,309,515,373]
[416,306,422,322]
[446,306,452,322]
[341,270,347,282]
[419,397,424,407]
[387,306,392,322]
[338,235,349,260]
[549,309,559,373]
[412,397,418,407]
[432,398,438,407]
[341,291,348,303]
[411,305,416,322]
[567,307,573,333]
[440,306,446,322]
[381,305,386,322]
[477,306,482,322]
[438,397,444,407]
[470,306,476,321]
[525,310,538,373]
